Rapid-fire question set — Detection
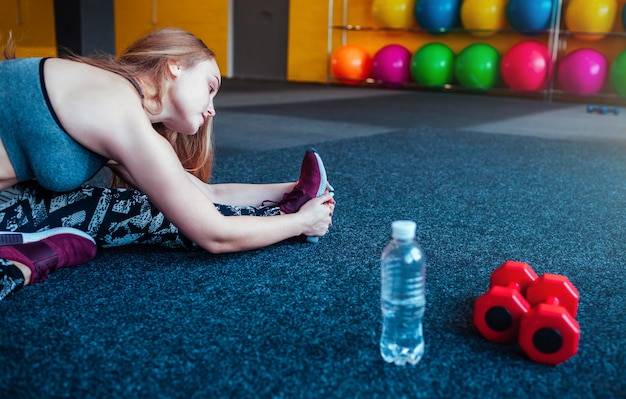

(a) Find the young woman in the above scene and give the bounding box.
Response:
[0,28,335,299]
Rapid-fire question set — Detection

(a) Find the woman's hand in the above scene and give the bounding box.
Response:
[298,192,335,238]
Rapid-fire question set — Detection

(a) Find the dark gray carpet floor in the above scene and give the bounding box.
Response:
[1,82,626,398]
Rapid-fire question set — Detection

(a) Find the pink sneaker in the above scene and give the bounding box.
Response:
[279,148,333,243]
[280,148,330,214]
[0,227,97,284]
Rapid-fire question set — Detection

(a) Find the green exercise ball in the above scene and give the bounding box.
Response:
[610,49,626,97]
[455,43,500,90]
[411,42,456,87]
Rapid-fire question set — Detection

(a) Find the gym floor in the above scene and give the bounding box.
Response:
[213,79,625,158]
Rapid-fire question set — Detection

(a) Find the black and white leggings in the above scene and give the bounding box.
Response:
[0,182,280,299]
[0,182,280,248]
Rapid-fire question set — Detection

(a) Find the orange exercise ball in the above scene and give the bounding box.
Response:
[372,0,416,29]
[330,44,372,86]
[564,0,618,41]
[460,0,507,36]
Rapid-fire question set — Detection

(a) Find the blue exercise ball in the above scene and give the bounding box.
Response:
[623,2,626,30]
[414,0,461,34]
[507,0,555,35]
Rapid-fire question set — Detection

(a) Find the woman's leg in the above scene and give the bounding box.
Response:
[213,203,281,217]
[0,227,96,295]
[0,182,193,248]
[0,182,280,249]
[0,182,281,299]
[0,258,25,300]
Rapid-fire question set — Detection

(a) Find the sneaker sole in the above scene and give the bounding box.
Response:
[309,149,328,199]
[0,227,95,246]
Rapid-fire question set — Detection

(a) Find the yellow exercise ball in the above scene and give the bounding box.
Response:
[565,0,618,41]
[460,0,507,36]
[371,0,416,29]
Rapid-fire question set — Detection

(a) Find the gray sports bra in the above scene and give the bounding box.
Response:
[0,57,141,192]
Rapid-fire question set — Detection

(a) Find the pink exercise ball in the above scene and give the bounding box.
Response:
[557,48,608,94]
[371,44,413,88]
[500,40,550,91]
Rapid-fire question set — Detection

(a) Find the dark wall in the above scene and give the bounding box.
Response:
[54,0,115,56]
[233,0,289,80]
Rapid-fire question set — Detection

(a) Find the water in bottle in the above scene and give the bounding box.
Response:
[380,220,426,366]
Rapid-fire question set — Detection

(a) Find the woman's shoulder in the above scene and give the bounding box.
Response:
[44,57,144,113]
[43,57,152,155]
[44,57,121,83]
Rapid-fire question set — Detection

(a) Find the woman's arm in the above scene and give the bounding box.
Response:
[110,126,333,253]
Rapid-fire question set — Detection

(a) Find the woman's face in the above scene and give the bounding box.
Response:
[166,58,221,135]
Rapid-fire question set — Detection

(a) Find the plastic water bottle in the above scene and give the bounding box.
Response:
[380,220,426,366]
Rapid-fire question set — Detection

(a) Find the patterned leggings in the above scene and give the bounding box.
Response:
[0,182,281,248]
[0,182,281,299]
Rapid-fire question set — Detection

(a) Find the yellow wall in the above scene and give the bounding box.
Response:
[0,0,56,57]
[287,1,332,82]
[114,0,230,73]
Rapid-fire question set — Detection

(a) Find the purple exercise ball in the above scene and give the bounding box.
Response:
[371,44,413,88]
[557,48,608,94]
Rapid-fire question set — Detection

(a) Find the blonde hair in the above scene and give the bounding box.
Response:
[1,31,16,60]
[66,28,217,186]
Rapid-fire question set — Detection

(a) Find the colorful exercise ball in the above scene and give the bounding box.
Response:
[411,42,455,87]
[371,44,412,88]
[506,0,555,35]
[609,50,626,97]
[557,48,607,94]
[330,44,371,86]
[371,0,415,29]
[500,40,550,92]
[455,43,500,90]
[460,0,507,36]
[564,0,618,41]
[414,0,461,34]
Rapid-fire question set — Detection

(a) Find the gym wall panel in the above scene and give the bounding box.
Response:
[287,0,332,82]
[0,0,57,57]
[114,0,229,73]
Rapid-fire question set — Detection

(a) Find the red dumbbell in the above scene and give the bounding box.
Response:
[473,261,538,343]
[518,273,580,366]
